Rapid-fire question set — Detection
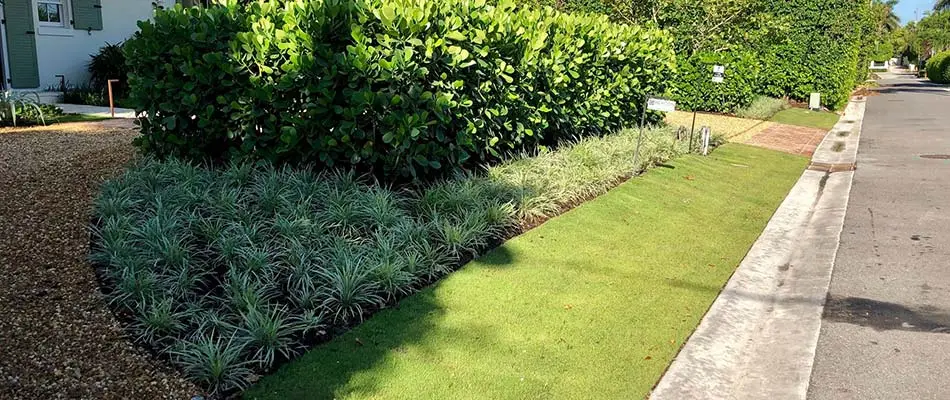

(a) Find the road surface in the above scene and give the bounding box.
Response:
[808,77,950,398]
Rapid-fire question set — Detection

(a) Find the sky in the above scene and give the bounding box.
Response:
[895,0,938,24]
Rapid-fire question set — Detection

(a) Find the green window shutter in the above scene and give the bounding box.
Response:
[3,0,40,88]
[71,0,103,31]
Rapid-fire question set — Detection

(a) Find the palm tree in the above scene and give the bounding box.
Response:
[937,0,950,12]
[879,0,901,32]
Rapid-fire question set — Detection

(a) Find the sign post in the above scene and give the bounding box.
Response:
[634,96,676,173]
[690,65,725,153]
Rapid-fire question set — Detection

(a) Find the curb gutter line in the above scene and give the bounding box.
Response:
[650,97,866,400]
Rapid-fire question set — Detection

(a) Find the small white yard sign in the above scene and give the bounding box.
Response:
[647,97,676,112]
[809,93,821,110]
[712,65,725,83]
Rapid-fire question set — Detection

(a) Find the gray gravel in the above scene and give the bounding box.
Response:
[0,120,199,399]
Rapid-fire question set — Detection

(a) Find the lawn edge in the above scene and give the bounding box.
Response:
[651,96,866,399]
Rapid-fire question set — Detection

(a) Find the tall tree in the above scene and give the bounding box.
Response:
[918,10,950,54]
[874,0,901,32]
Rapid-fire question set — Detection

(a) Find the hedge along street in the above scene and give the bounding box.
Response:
[245,144,807,399]
[526,0,880,113]
[125,0,675,180]
[926,50,950,84]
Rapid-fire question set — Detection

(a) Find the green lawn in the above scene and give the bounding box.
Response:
[770,107,840,130]
[246,144,807,400]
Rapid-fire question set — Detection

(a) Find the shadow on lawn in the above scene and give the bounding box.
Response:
[249,148,689,398]
[475,245,517,267]
[251,261,510,399]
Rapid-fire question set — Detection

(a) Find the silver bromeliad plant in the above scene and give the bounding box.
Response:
[90,159,517,396]
[0,90,47,127]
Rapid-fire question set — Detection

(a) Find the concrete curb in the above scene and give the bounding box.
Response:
[650,98,866,400]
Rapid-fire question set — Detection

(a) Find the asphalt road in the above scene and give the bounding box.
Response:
[808,77,950,399]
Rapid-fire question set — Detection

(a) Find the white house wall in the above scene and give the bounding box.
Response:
[31,0,176,90]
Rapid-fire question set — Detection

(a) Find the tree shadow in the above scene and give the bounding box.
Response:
[248,277,506,399]
[246,181,535,399]
[872,82,950,97]
[873,88,950,96]
[476,245,517,267]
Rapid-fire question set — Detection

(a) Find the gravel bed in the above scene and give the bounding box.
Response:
[0,121,198,399]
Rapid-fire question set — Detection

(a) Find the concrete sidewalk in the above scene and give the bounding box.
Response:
[651,98,866,399]
[55,103,137,119]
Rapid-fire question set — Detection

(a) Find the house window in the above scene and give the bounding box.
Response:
[37,0,66,27]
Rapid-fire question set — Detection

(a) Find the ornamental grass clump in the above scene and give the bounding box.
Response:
[91,126,686,394]
[736,96,790,120]
[488,126,687,221]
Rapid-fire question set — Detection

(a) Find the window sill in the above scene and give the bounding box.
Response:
[38,26,74,37]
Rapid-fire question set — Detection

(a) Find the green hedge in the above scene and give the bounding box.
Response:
[757,0,868,110]
[673,51,760,113]
[516,0,872,111]
[927,51,950,84]
[125,0,675,179]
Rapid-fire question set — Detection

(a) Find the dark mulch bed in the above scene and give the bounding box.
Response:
[0,122,198,399]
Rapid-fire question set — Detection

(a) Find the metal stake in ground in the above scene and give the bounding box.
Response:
[701,126,712,156]
[107,79,120,118]
[635,96,677,173]
[689,111,698,151]
[634,98,648,174]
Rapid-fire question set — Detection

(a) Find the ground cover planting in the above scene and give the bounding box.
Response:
[91,127,687,395]
[108,2,687,392]
[245,144,809,399]
[736,96,791,120]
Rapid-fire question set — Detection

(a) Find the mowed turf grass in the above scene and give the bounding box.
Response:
[246,144,807,400]
[770,108,841,130]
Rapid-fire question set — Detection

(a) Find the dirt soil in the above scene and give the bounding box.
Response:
[0,120,198,399]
